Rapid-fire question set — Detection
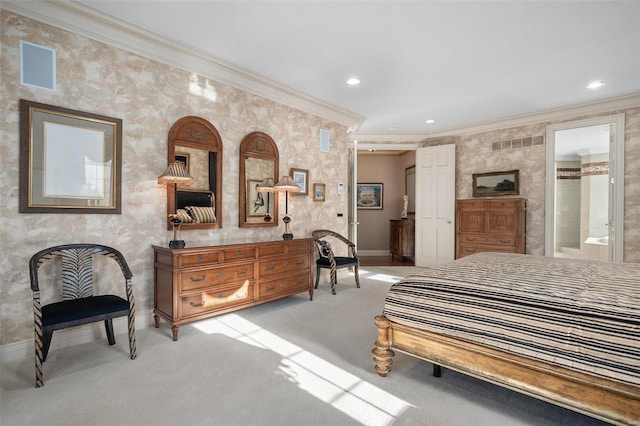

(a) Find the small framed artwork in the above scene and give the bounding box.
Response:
[175,152,190,173]
[19,99,122,213]
[472,170,520,197]
[357,183,383,209]
[290,168,309,196]
[313,183,325,202]
[247,179,267,217]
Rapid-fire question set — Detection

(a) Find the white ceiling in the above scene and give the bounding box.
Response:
[16,1,640,137]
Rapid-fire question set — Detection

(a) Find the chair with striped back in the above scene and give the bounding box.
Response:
[311,230,360,295]
[29,244,137,387]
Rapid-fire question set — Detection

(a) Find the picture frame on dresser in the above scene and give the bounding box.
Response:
[19,99,122,213]
[472,170,519,197]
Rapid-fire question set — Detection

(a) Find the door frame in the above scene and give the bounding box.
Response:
[545,114,625,262]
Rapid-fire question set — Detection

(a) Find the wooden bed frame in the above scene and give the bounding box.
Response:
[372,315,640,425]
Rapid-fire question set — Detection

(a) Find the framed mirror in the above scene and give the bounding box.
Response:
[239,132,279,228]
[405,165,415,214]
[166,116,222,230]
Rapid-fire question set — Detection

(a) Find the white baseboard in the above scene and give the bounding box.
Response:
[0,310,155,364]
[358,250,390,256]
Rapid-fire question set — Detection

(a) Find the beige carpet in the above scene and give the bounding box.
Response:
[1,266,607,426]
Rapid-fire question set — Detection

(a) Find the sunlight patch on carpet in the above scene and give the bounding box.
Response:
[366,273,404,283]
[193,314,412,425]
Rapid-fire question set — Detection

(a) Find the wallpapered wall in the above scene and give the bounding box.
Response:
[423,108,640,260]
[0,11,351,344]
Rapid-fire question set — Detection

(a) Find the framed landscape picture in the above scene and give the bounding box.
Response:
[357,183,383,209]
[472,170,519,197]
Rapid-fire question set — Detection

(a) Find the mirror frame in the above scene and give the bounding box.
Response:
[239,132,279,228]
[167,116,223,230]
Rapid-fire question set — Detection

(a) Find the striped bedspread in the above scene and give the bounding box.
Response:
[383,252,640,386]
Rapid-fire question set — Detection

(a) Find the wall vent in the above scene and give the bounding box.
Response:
[20,40,56,91]
[492,135,544,152]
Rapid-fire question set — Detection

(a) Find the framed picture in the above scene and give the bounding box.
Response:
[19,99,122,213]
[357,183,383,209]
[290,168,309,196]
[247,179,267,217]
[174,152,190,173]
[313,183,325,202]
[472,170,520,197]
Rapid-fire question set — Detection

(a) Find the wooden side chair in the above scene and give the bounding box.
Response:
[29,244,137,387]
[311,229,360,295]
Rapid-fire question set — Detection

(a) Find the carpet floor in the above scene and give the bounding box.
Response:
[1,266,608,426]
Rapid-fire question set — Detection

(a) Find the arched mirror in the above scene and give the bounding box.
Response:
[239,132,279,228]
[166,116,222,230]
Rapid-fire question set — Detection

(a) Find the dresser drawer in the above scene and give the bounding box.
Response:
[459,235,517,247]
[486,199,523,210]
[179,251,221,267]
[222,246,256,262]
[259,254,309,278]
[458,245,516,257]
[258,273,309,299]
[257,243,285,258]
[180,282,254,318]
[286,241,311,255]
[180,263,254,292]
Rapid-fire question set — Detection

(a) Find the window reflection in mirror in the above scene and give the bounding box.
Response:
[239,132,279,228]
[167,116,222,230]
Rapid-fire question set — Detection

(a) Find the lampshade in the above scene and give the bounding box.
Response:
[273,176,301,193]
[256,177,275,192]
[157,162,194,185]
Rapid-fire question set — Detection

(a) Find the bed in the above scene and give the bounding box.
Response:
[372,252,640,424]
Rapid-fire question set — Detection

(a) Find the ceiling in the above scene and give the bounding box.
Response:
[13,1,640,138]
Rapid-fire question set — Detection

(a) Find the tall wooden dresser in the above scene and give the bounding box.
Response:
[455,198,526,259]
[153,238,314,340]
[390,219,415,261]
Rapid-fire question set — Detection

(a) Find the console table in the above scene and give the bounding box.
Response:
[152,238,314,340]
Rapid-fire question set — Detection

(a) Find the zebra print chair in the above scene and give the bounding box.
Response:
[311,230,360,295]
[29,244,137,387]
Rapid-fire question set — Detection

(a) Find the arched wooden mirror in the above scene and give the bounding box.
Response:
[239,132,279,228]
[166,116,222,230]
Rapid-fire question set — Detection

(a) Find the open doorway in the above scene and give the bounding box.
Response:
[545,115,625,262]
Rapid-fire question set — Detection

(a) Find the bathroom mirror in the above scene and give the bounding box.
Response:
[239,132,279,228]
[166,116,222,230]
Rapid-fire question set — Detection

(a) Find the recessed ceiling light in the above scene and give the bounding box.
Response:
[346,77,361,86]
[389,125,398,131]
[425,119,436,124]
[586,81,605,89]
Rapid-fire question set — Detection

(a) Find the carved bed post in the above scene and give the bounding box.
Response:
[372,315,395,376]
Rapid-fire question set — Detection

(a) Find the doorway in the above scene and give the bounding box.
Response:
[545,115,625,262]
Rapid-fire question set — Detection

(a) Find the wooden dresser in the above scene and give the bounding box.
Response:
[153,238,314,340]
[455,198,526,259]
[390,219,415,261]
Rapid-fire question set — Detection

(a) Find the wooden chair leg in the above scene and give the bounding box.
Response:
[128,310,137,360]
[105,319,116,345]
[354,264,360,288]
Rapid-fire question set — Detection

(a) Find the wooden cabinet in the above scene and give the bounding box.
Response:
[390,219,415,261]
[456,198,526,259]
[153,238,314,340]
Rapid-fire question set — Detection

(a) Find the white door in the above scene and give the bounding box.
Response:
[415,144,456,267]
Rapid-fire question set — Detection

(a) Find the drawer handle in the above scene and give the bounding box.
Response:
[296,260,305,265]
[236,269,248,276]
[466,238,476,242]
[283,280,289,286]
[265,285,276,291]
[265,265,276,271]
[190,300,206,307]
[269,248,275,254]
[236,251,243,257]
[500,239,511,243]
[190,275,206,282]
[218,271,224,277]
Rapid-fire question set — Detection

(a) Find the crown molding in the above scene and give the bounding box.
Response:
[2,0,364,130]
[351,93,640,141]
